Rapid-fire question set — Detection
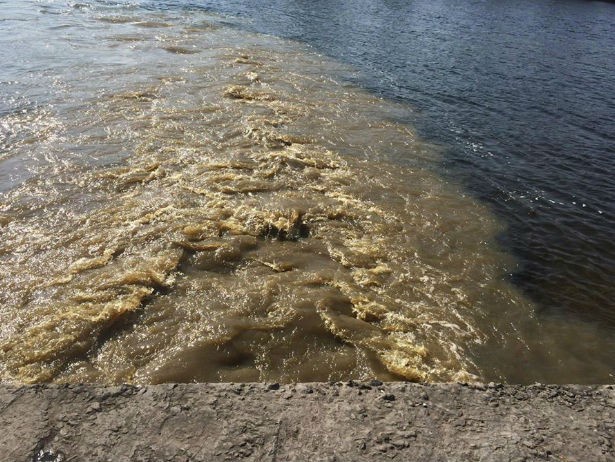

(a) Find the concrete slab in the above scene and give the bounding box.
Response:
[0,382,613,461]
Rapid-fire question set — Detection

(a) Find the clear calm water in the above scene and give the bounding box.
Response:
[0,0,613,384]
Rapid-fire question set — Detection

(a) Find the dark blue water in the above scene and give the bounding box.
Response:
[163,0,615,328]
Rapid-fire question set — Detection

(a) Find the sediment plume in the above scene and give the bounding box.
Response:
[0,14,522,385]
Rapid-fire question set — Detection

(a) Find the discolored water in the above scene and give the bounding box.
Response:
[196,0,615,321]
[0,1,613,384]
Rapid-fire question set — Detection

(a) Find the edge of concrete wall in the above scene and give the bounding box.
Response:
[1,382,614,461]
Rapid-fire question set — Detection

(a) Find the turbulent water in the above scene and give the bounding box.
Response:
[199,0,615,328]
[1,1,613,384]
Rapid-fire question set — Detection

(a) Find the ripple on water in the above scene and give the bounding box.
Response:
[0,1,614,385]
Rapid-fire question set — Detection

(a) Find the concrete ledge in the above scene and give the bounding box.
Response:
[0,382,613,461]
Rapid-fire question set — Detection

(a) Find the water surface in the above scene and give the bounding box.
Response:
[192,0,615,328]
[0,0,613,384]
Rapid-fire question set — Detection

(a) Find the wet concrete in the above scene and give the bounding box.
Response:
[1,382,613,461]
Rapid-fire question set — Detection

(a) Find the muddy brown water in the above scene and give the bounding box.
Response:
[1,2,613,384]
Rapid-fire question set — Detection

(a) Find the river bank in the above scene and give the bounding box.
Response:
[2,382,613,461]
[3,0,615,386]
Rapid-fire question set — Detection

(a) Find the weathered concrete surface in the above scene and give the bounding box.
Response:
[0,382,613,462]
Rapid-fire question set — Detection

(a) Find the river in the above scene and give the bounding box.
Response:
[0,0,613,384]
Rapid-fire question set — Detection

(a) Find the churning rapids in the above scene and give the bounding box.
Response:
[1,1,613,384]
